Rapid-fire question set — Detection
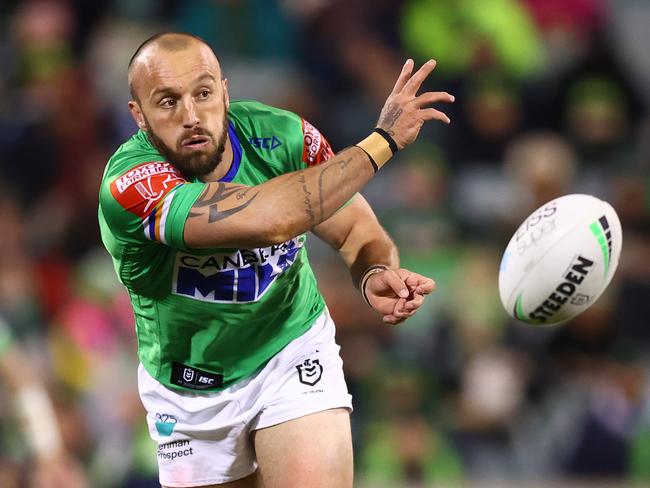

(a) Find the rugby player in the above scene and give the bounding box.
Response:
[98,32,453,488]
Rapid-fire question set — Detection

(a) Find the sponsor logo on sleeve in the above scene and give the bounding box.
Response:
[301,119,334,166]
[109,162,186,243]
[110,162,185,219]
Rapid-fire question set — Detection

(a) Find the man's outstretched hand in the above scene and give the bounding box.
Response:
[364,268,435,325]
[376,59,454,150]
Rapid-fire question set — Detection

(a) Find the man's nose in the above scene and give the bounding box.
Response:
[181,99,200,128]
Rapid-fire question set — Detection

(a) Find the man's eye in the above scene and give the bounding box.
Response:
[199,90,210,99]
[160,98,176,107]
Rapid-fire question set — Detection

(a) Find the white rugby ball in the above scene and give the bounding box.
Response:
[498,194,622,326]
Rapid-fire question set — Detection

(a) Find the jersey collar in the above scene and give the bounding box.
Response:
[220,120,242,182]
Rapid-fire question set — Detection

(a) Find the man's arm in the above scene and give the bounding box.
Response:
[184,146,376,249]
[311,195,399,285]
[184,59,454,249]
[312,196,434,324]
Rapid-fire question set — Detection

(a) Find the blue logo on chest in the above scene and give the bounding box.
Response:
[173,238,302,303]
[249,136,282,151]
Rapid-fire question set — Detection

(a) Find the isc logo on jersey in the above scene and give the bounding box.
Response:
[172,237,303,303]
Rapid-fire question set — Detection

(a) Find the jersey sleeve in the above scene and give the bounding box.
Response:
[100,159,205,250]
[297,117,356,209]
[300,118,335,167]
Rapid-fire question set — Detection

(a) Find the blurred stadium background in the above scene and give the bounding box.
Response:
[0,0,649,486]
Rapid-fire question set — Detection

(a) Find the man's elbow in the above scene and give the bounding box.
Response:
[260,215,306,246]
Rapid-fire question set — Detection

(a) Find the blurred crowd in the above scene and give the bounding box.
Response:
[0,0,648,486]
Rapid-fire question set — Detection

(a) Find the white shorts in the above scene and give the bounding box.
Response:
[138,309,353,487]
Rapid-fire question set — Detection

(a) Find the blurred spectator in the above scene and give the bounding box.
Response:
[504,131,577,220]
[401,0,545,78]
[0,316,88,488]
[523,0,607,76]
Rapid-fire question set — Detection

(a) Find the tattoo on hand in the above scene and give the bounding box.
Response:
[378,103,403,136]
[189,183,258,223]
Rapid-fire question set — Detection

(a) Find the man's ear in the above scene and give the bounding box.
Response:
[128,100,147,131]
[223,78,230,111]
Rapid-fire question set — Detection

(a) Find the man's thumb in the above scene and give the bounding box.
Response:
[381,270,409,298]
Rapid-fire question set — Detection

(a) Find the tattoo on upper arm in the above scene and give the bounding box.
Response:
[378,103,403,136]
[189,183,259,224]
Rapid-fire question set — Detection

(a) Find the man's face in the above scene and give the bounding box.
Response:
[129,43,229,179]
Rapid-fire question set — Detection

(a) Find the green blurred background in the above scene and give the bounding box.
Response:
[0,0,648,486]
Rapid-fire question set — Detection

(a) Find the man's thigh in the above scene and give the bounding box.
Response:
[144,309,351,487]
[162,471,262,488]
[252,408,353,488]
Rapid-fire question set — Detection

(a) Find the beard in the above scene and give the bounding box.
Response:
[144,110,229,180]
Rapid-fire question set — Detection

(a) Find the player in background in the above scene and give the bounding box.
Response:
[0,317,87,488]
[99,32,454,488]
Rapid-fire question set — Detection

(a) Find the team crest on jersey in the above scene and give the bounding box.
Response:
[301,119,334,166]
[110,162,185,219]
[172,237,303,303]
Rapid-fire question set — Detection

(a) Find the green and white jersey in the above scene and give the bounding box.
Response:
[98,100,336,392]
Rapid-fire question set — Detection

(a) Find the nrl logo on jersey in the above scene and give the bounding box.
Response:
[172,237,304,303]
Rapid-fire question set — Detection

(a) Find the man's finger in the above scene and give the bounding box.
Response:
[391,59,414,95]
[383,314,406,325]
[404,293,425,311]
[395,308,416,319]
[393,297,407,315]
[401,272,435,295]
[403,59,437,96]
[418,108,450,124]
[416,279,435,295]
[376,270,409,298]
[412,91,455,107]
[408,276,435,295]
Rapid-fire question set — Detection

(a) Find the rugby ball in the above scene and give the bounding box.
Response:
[498,194,622,326]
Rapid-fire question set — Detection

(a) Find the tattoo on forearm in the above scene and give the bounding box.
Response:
[236,187,252,200]
[189,183,259,223]
[297,172,316,226]
[317,156,353,220]
[378,103,403,136]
